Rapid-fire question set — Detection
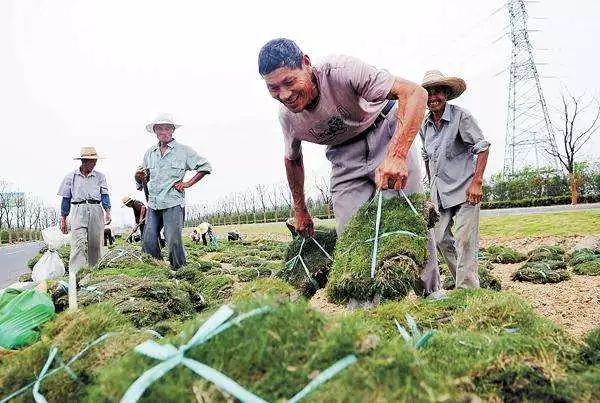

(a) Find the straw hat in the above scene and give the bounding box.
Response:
[122,195,133,206]
[421,70,466,100]
[74,146,103,160]
[145,113,182,134]
[197,222,210,234]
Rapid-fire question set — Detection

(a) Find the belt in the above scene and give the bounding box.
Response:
[333,100,396,148]
[71,199,101,205]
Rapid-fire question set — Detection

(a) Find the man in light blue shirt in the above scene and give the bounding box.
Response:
[136,113,212,269]
[419,71,490,289]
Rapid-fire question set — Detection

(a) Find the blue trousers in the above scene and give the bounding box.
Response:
[142,205,186,269]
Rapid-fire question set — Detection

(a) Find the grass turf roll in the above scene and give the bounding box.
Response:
[278,228,337,298]
[326,194,428,304]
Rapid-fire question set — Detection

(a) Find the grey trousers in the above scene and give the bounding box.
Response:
[69,203,104,274]
[434,202,480,289]
[143,205,186,269]
[326,105,440,295]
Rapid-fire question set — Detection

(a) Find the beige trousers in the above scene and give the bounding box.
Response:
[69,203,104,273]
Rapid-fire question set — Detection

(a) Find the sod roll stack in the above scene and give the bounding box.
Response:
[326,194,429,304]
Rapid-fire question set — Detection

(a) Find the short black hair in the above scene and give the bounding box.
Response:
[258,38,303,76]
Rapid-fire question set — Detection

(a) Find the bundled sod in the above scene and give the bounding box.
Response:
[0,303,151,402]
[278,228,337,298]
[527,245,565,262]
[443,260,501,290]
[569,248,600,275]
[511,260,571,284]
[326,194,428,304]
[483,245,526,263]
[52,275,207,327]
[2,286,597,402]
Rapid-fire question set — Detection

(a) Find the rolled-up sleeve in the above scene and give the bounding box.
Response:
[459,112,490,154]
[186,147,212,173]
[99,173,109,195]
[419,125,429,162]
[57,174,72,198]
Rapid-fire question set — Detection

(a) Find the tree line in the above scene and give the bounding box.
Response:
[0,179,60,244]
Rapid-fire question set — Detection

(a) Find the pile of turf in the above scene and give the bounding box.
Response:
[443,260,501,290]
[569,248,600,276]
[511,260,571,284]
[278,228,337,297]
[326,195,429,304]
[52,275,207,327]
[581,326,600,365]
[527,245,566,262]
[2,284,598,402]
[0,304,151,402]
[483,245,526,263]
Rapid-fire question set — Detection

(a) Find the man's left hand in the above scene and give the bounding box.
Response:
[173,181,188,192]
[466,181,483,205]
[375,156,408,190]
[105,211,112,225]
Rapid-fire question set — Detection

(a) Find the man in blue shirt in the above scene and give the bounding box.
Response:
[135,113,212,269]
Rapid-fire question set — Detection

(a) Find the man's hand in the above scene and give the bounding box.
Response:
[466,180,483,205]
[173,181,189,192]
[60,217,68,234]
[134,169,147,184]
[105,211,112,225]
[375,155,408,190]
[294,208,315,238]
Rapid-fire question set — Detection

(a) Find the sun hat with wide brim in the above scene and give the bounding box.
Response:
[197,222,210,234]
[122,195,133,206]
[145,113,182,134]
[421,70,467,101]
[74,146,104,160]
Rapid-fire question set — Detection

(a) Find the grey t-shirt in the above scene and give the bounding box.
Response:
[279,55,396,160]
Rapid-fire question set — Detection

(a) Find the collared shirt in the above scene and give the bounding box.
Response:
[57,169,109,202]
[279,54,395,160]
[419,104,490,210]
[141,139,212,210]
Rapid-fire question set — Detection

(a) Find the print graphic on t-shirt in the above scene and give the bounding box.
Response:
[307,105,351,142]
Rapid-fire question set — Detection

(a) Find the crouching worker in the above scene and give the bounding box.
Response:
[58,147,112,273]
[258,38,441,297]
[419,71,490,289]
[136,113,212,269]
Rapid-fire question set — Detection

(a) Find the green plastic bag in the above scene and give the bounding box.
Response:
[0,288,55,349]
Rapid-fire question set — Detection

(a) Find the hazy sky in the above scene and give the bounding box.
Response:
[1,0,599,226]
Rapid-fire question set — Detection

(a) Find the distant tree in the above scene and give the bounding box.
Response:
[546,90,600,204]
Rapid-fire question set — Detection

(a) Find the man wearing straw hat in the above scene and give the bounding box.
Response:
[57,146,112,273]
[135,113,212,269]
[122,195,147,238]
[258,38,441,296]
[419,70,490,289]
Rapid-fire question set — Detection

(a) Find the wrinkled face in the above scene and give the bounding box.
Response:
[426,86,449,115]
[263,56,317,113]
[153,124,175,143]
[80,159,97,172]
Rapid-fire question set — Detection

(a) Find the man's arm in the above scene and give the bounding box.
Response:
[466,148,489,205]
[173,171,208,191]
[375,78,428,190]
[285,156,314,238]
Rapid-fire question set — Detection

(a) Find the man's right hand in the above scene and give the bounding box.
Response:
[134,169,147,184]
[60,217,68,234]
[294,209,315,238]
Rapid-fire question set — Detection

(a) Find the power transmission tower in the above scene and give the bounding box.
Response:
[503,0,559,175]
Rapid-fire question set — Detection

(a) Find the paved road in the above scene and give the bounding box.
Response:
[0,242,44,289]
[481,202,600,217]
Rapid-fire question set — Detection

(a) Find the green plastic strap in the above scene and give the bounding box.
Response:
[311,238,333,261]
[364,230,424,243]
[288,355,358,403]
[1,332,122,403]
[400,189,419,216]
[120,305,271,403]
[32,347,58,403]
[370,191,383,279]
